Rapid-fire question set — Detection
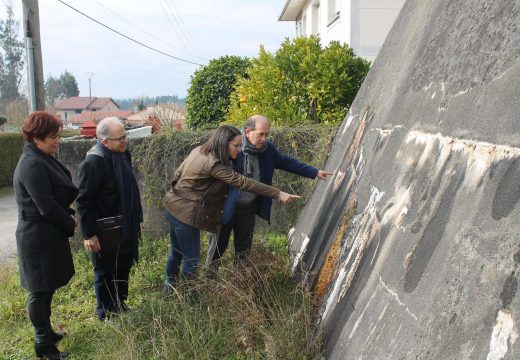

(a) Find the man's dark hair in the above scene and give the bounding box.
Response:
[200,125,241,165]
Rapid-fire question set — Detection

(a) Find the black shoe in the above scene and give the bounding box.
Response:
[35,342,69,359]
[51,330,66,343]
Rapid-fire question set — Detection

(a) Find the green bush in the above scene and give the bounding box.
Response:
[0,132,23,186]
[186,56,251,129]
[0,130,81,187]
[226,36,371,126]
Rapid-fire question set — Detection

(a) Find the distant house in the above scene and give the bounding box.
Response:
[279,0,404,62]
[126,105,185,131]
[68,110,134,129]
[55,97,120,126]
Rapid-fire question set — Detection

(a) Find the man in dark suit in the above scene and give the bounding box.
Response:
[76,117,142,320]
[208,115,333,267]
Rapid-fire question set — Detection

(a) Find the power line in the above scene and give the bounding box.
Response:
[156,0,203,63]
[56,0,203,66]
[89,0,199,62]
[164,0,206,62]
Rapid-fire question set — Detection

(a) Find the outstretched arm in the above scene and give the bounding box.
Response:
[210,163,300,204]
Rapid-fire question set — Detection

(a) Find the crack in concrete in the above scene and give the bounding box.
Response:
[379,276,418,321]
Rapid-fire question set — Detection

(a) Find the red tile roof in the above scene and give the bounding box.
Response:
[56,97,92,110]
[68,111,134,125]
[90,97,118,109]
[55,97,119,110]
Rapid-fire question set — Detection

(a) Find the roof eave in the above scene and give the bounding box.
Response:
[278,0,306,21]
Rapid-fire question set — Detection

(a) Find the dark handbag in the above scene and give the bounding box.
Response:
[96,215,123,259]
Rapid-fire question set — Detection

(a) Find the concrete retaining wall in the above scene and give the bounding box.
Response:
[289,0,520,358]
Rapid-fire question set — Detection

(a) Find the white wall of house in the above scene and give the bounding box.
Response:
[56,110,80,124]
[290,0,404,62]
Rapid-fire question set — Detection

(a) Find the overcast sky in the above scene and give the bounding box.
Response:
[3,0,294,98]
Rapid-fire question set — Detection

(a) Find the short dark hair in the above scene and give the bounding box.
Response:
[22,111,62,142]
[200,125,241,165]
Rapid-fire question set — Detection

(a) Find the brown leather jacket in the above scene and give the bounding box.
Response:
[163,146,280,232]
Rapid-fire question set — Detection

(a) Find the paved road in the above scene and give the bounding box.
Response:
[0,192,17,267]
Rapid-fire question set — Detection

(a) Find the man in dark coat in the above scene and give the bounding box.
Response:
[208,115,333,266]
[76,117,142,320]
[14,111,78,359]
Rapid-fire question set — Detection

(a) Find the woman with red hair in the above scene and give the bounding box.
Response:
[13,111,78,359]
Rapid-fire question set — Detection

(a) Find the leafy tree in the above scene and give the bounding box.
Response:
[186,55,251,128]
[0,1,24,102]
[45,75,63,108]
[226,36,370,126]
[45,70,79,107]
[59,70,79,98]
[115,96,185,110]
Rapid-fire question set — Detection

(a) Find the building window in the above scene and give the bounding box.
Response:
[75,109,81,114]
[312,1,320,35]
[328,0,340,25]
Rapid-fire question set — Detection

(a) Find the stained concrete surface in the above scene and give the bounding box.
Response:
[289,0,520,359]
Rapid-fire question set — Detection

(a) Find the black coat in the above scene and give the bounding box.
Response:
[13,142,78,292]
[76,147,139,269]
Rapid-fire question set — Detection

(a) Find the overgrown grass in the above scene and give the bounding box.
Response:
[0,185,13,198]
[0,233,323,359]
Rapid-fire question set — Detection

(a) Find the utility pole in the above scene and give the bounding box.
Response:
[85,72,94,111]
[22,0,45,111]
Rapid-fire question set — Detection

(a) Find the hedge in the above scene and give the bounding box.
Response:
[132,125,337,232]
[0,133,24,187]
[0,130,80,187]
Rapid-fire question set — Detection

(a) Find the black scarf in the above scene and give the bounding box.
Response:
[241,128,267,177]
[96,142,142,251]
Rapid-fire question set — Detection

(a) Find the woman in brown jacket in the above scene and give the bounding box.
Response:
[162,125,299,289]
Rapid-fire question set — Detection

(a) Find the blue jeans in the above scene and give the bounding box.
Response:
[164,210,201,281]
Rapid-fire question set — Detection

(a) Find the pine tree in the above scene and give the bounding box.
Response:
[0,1,24,102]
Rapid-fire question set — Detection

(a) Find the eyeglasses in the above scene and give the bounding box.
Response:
[229,142,242,149]
[106,131,129,142]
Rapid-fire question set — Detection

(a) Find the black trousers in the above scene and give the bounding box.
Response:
[28,291,55,345]
[211,204,257,264]
[94,265,131,320]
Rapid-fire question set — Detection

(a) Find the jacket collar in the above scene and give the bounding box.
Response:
[24,142,75,188]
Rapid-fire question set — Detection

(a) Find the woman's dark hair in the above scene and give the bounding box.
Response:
[200,125,241,165]
[22,111,62,142]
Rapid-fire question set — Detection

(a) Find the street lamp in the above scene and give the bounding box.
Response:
[85,72,94,111]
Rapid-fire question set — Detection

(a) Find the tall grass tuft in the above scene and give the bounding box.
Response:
[0,233,323,359]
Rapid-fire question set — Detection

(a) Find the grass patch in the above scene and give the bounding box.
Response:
[0,233,323,359]
[0,186,13,198]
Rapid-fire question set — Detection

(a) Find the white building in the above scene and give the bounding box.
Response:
[279,0,405,62]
